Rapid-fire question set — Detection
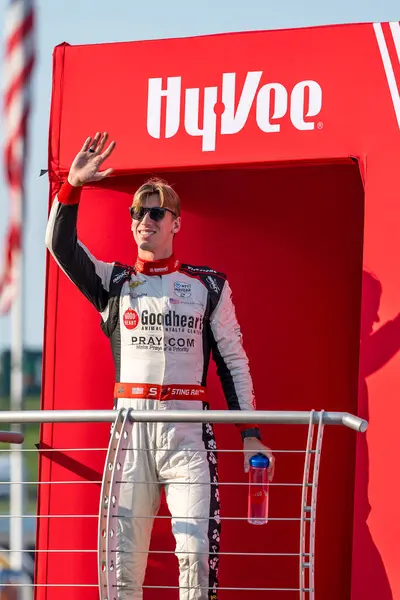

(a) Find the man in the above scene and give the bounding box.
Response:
[45,132,274,600]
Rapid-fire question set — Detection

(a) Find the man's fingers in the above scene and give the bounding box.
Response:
[88,132,101,153]
[92,168,114,181]
[100,140,116,162]
[80,132,110,155]
[81,137,92,152]
[267,456,275,482]
[244,455,250,473]
[100,167,114,179]
[96,132,108,154]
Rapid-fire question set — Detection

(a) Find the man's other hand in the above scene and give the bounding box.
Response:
[243,437,275,481]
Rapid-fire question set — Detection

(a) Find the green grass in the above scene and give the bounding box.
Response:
[0,396,41,513]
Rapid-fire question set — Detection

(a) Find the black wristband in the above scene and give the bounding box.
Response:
[241,427,262,441]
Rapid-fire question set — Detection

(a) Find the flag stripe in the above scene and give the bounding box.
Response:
[5,58,34,140]
[5,10,34,57]
[0,0,35,314]
[4,33,35,102]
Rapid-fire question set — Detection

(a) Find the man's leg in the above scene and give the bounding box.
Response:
[162,420,221,600]
[115,419,161,600]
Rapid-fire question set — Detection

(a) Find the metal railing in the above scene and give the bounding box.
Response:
[0,409,367,599]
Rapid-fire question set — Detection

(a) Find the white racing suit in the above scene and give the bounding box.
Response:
[45,181,261,599]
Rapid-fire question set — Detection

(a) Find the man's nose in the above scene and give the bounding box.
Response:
[141,210,153,224]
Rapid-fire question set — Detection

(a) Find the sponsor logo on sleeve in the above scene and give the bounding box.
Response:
[113,269,131,284]
[184,265,217,274]
[206,276,220,294]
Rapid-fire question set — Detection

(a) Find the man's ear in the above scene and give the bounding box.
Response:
[172,217,181,234]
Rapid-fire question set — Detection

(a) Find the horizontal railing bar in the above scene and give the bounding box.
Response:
[0,548,301,556]
[1,514,303,521]
[4,584,300,590]
[3,583,300,592]
[2,515,98,518]
[115,515,303,521]
[1,584,99,588]
[0,480,305,486]
[125,586,301,591]
[0,448,109,452]
[116,550,301,556]
[114,481,305,487]
[0,549,97,553]
[119,448,312,453]
[0,481,104,485]
[0,409,368,431]
[0,447,310,453]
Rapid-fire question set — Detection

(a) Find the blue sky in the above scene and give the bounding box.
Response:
[0,0,399,351]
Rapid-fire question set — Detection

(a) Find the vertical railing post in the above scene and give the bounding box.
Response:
[98,408,133,600]
[299,410,325,599]
[308,410,325,599]
[299,410,316,599]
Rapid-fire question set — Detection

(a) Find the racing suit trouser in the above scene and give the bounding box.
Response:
[115,399,220,600]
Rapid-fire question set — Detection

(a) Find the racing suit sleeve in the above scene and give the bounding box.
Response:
[209,279,262,441]
[45,181,114,317]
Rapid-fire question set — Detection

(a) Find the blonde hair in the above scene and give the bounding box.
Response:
[132,178,181,217]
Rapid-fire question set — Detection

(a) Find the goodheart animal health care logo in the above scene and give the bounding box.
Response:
[147,71,323,152]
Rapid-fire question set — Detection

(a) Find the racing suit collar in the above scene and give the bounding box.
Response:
[135,254,180,275]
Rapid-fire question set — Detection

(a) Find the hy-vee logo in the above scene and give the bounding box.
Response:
[147,71,323,152]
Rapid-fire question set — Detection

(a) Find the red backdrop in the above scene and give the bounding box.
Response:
[37,20,400,600]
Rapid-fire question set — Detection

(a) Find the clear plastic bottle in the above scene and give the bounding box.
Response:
[247,453,270,525]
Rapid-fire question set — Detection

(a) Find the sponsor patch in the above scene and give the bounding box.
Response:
[129,279,145,290]
[123,308,139,330]
[174,281,192,298]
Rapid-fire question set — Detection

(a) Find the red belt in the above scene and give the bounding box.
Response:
[114,383,207,401]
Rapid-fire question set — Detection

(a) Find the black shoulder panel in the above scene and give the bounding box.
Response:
[179,263,226,312]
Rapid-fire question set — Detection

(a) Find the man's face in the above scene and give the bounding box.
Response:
[131,193,180,252]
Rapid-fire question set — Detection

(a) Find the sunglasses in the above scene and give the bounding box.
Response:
[129,206,177,222]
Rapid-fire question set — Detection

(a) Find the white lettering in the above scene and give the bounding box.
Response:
[221,71,263,135]
[256,83,288,133]
[184,85,218,152]
[290,80,322,131]
[147,77,181,139]
[147,72,323,151]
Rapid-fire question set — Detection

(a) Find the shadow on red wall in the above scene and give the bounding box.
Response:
[38,160,379,600]
[351,271,399,600]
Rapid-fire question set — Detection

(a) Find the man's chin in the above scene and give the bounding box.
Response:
[139,241,154,251]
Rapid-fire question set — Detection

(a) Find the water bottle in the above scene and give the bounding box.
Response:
[247,453,270,525]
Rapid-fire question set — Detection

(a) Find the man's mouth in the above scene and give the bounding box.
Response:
[139,230,155,238]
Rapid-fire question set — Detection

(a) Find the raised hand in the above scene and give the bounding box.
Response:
[68,132,116,187]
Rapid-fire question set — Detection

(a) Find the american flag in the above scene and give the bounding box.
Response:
[0,0,35,314]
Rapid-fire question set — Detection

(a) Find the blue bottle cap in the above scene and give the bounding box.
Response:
[249,453,270,468]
